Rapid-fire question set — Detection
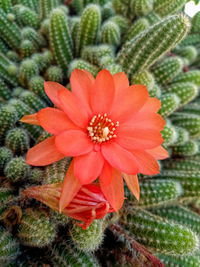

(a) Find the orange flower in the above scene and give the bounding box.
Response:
[21,69,168,212]
[23,182,114,229]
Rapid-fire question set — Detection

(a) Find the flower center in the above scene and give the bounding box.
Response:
[87,114,119,143]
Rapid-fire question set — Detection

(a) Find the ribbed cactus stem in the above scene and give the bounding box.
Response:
[125,180,182,207]
[70,220,104,252]
[125,208,199,255]
[39,0,59,20]
[76,4,101,56]
[153,0,187,17]
[17,209,56,247]
[49,8,73,72]
[117,14,190,78]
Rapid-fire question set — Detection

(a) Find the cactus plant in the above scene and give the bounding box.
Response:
[0,1,200,266]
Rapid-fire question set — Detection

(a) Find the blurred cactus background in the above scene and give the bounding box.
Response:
[1,0,200,266]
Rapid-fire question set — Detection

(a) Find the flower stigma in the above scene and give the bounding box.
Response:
[87,113,119,143]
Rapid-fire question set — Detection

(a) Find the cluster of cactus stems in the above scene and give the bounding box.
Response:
[1,0,200,266]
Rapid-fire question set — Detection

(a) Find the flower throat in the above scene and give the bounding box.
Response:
[87,114,119,143]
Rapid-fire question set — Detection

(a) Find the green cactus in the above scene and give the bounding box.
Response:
[171,113,200,137]
[4,156,30,183]
[172,126,189,146]
[29,168,43,184]
[130,0,153,16]
[124,18,149,43]
[0,227,19,265]
[151,205,200,235]
[191,11,200,33]
[0,78,11,101]
[0,0,199,264]
[70,220,104,252]
[0,9,21,50]
[179,33,200,47]
[173,140,199,156]
[43,157,71,184]
[51,242,100,267]
[19,91,47,112]
[175,46,197,66]
[68,59,99,77]
[161,124,177,146]
[153,0,187,17]
[20,0,39,13]
[163,82,198,108]
[81,44,113,65]
[0,105,17,142]
[5,128,30,155]
[102,2,115,21]
[0,53,18,86]
[31,52,49,72]
[109,15,128,34]
[29,76,52,105]
[117,14,190,78]
[49,8,73,72]
[155,170,200,198]
[172,70,200,87]
[125,208,199,255]
[125,180,182,207]
[39,0,59,20]
[6,51,20,63]
[0,38,8,54]
[18,209,56,247]
[151,56,183,86]
[181,102,200,116]
[19,58,39,87]
[148,83,161,98]
[0,146,13,172]
[45,65,63,83]
[163,158,200,172]
[14,5,39,29]
[0,0,12,13]
[101,20,120,46]
[132,70,155,91]
[156,253,200,267]
[20,39,36,58]
[159,93,180,118]
[22,27,46,49]
[75,4,101,56]
[145,12,161,25]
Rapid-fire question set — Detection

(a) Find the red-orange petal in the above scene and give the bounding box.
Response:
[147,145,169,160]
[55,130,93,156]
[101,142,139,174]
[100,166,124,211]
[123,173,140,201]
[109,84,149,123]
[20,113,40,125]
[44,81,66,108]
[117,127,164,150]
[70,69,94,115]
[131,150,160,175]
[58,89,89,128]
[74,150,104,184]
[59,160,82,211]
[37,107,78,135]
[113,72,129,93]
[125,113,165,131]
[91,69,115,114]
[99,161,113,186]
[26,136,65,166]
[139,97,161,114]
